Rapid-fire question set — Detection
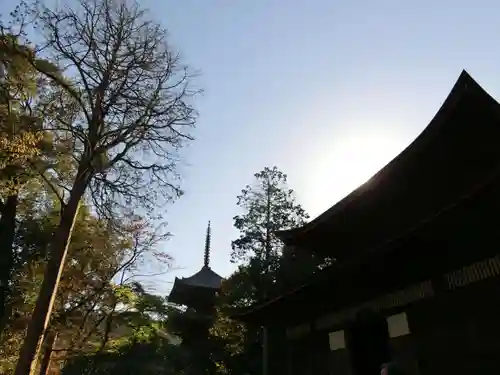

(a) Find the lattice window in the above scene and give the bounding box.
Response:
[445,255,500,290]
[315,280,434,330]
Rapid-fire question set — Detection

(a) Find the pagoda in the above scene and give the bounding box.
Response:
[169,221,223,311]
[168,222,223,375]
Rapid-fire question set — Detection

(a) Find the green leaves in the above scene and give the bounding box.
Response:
[230,166,311,293]
[203,167,332,375]
[0,1,196,373]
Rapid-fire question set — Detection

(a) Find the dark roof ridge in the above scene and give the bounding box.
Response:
[277,70,500,245]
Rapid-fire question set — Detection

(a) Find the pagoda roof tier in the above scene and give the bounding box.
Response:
[168,268,223,307]
[169,266,223,307]
[173,266,223,291]
[168,222,224,308]
[276,70,500,260]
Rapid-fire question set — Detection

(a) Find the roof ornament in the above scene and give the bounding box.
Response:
[204,221,211,268]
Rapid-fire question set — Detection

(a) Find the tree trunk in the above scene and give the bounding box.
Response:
[14,171,90,375]
[86,303,116,374]
[98,304,116,354]
[0,193,18,333]
[38,331,57,375]
[262,178,271,375]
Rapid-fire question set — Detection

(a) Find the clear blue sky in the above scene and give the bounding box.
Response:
[139,0,500,295]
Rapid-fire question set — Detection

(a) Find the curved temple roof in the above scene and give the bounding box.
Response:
[173,266,223,291]
[277,70,500,260]
[233,70,500,323]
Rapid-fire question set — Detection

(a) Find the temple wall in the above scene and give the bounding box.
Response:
[328,330,351,375]
[283,254,500,375]
[267,326,289,375]
[287,327,350,375]
[408,275,500,375]
[386,312,419,375]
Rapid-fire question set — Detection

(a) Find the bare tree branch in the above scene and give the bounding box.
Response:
[5,0,198,372]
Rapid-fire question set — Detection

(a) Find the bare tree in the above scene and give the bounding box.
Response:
[6,0,198,373]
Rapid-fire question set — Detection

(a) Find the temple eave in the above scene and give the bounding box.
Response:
[275,70,500,261]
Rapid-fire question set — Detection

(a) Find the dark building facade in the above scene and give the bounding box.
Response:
[233,71,500,375]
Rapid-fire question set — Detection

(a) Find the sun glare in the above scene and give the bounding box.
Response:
[302,132,407,217]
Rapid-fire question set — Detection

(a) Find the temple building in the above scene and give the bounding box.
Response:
[169,221,223,310]
[232,71,500,375]
[168,222,223,375]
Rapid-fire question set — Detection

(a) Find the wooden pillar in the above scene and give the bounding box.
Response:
[38,331,57,375]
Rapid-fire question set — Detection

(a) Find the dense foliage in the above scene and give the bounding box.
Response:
[0,0,196,374]
[210,166,329,375]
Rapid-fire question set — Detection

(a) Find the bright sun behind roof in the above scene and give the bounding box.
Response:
[303,131,407,217]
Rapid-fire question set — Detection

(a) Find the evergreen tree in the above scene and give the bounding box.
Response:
[231,166,322,298]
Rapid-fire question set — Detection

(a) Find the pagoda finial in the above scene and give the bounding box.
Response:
[204,221,211,268]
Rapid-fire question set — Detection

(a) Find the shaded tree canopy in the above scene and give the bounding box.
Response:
[0,0,198,374]
[231,166,326,298]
